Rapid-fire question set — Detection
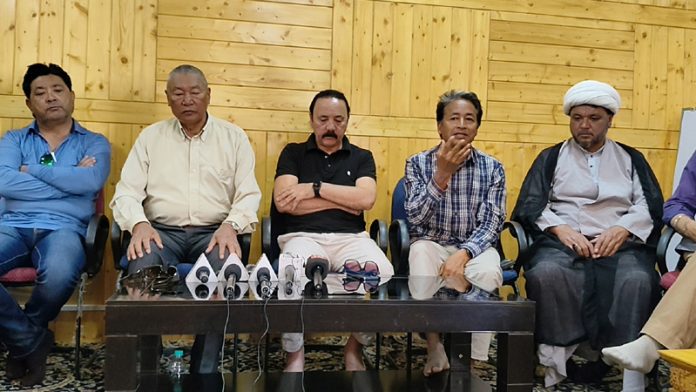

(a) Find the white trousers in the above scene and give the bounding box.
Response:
[278,231,394,353]
[408,240,503,361]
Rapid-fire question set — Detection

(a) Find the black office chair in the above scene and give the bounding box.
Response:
[0,193,109,380]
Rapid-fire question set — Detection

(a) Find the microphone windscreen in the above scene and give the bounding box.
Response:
[257,267,271,281]
[305,257,329,279]
[224,264,242,280]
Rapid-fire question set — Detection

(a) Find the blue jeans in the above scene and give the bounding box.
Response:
[0,225,85,357]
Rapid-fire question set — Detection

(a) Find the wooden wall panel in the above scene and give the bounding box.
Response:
[38,0,64,64]
[84,0,111,99]
[62,0,88,98]
[2,0,696,343]
[159,0,333,28]
[0,1,16,94]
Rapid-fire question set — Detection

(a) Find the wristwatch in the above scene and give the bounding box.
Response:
[313,180,322,198]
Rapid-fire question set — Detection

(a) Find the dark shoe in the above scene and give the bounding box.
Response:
[5,356,26,380]
[20,330,54,387]
[566,358,610,383]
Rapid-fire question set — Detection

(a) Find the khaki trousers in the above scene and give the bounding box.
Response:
[642,251,696,349]
[408,240,503,361]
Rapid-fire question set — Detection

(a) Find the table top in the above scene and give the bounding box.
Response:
[659,349,696,373]
[106,274,534,336]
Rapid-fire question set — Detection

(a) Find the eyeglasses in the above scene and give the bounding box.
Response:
[343,260,379,278]
[39,152,56,166]
[342,275,381,293]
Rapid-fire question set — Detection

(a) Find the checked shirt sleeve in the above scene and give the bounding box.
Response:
[457,162,506,258]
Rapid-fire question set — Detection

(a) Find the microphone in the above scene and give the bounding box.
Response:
[223,264,242,298]
[217,254,249,299]
[196,266,211,283]
[284,264,296,296]
[248,254,278,300]
[186,254,218,285]
[305,256,329,292]
[195,284,209,298]
[256,267,272,298]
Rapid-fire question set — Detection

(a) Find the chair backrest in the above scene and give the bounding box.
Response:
[391,177,408,223]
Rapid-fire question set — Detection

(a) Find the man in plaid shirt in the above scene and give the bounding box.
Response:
[405,90,506,376]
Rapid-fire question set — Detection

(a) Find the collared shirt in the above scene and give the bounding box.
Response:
[110,114,261,233]
[664,151,696,251]
[405,146,506,258]
[535,138,652,241]
[0,120,111,236]
[275,134,376,234]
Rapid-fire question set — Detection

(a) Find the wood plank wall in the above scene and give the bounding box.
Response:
[1,0,696,342]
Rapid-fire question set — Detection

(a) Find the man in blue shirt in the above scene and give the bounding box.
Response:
[0,63,111,386]
[405,90,505,376]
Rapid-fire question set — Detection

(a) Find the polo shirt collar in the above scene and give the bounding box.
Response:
[305,134,352,154]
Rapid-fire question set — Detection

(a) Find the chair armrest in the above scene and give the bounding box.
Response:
[388,219,410,276]
[237,233,251,265]
[503,221,529,270]
[369,219,388,253]
[656,225,675,275]
[111,221,132,271]
[262,216,271,258]
[84,213,109,277]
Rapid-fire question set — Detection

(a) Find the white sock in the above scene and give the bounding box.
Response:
[622,368,647,392]
[602,335,661,373]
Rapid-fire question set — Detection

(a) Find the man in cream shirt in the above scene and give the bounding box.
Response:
[110,64,261,374]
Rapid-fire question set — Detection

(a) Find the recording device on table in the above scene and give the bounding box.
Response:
[185,254,219,300]
[304,256,329,298]
[217,253,249,299]
[248,254,278,300]
[277,253,305,299]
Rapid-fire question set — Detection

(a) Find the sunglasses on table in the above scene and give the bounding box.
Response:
[39,152,56,166]
[342,259,380,278]
[342,275,381,293]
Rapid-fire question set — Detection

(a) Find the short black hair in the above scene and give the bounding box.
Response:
[22,63,72,99]
[309,89,350,118]
[436,90,483,125]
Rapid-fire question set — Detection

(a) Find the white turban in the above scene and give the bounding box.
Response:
[563,80,621,115]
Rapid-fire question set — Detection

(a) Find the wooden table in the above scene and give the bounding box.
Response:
[104,275,535,391]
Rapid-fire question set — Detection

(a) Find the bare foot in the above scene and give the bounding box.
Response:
[424,337,450,377]
[284,347,305,372]
[344,335,366,371]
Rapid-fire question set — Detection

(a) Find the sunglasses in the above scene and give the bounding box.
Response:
[39,152,56,166]
[342,275,381,293]
[343,259,379,277]
[119,265,179,294]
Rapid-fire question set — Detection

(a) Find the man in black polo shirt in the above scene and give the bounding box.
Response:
[274,89,394,372]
